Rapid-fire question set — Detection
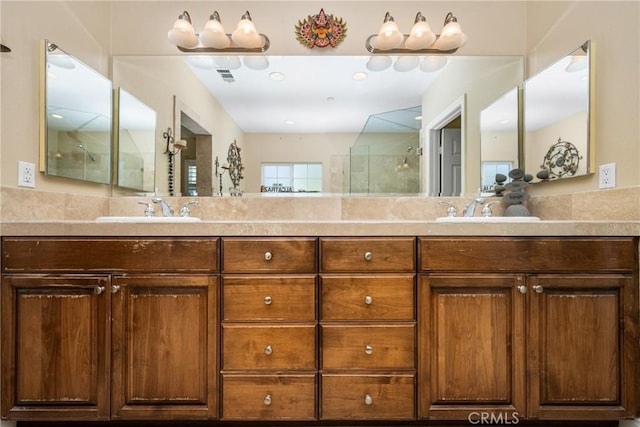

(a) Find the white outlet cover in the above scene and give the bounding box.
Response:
[18,161,36,188]
[598,163,616,189]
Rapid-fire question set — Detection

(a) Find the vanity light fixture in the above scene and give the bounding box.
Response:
[168,10,270,53]
[366,11,466,54]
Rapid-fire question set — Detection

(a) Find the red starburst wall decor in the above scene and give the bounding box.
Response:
[295,9,347,49]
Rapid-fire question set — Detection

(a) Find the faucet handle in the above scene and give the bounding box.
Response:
[481,201,501,217]
[438,201,458,217]
[180,201,198,217]
[138,201,155,218]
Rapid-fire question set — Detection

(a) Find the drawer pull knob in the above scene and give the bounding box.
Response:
[264,251,273,261]
[364,295,373,305]
[94,286,105,295]
[264,295,272,305]
[111,285,121,294]
[533,285,544,293]
[264,394,272,406]
[364,394,373,405]
[364,251,373,261]
[264,345,273,355]
[365,345,373,355]
[517,285,527,294]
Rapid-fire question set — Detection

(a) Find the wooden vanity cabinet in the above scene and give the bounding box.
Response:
[319,237,416,420]
[1,237,219,421]
[220,237,318,420]
[418,237,638,421]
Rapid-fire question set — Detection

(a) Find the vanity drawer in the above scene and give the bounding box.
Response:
[321,325,415,369]
[419,237,636,272]
[320,275,414,321]
[222,373,316,420]
[320,237,415,273]
[223,275,316,321]
[222,324,316,370]
[1,237,219,272]
[321,373,415,420]
[222,237,317,273]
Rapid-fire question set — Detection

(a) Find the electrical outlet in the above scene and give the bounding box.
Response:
[18,161,36,188]
[598,163,616,189]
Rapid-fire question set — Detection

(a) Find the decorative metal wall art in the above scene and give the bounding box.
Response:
[226,140,244,196]
[295,8,347,48]
[538,137,582,179]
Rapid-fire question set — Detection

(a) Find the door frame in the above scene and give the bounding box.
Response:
[423,95,466,197]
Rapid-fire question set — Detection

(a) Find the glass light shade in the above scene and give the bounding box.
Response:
[186,55,215,69]
[214,56,241,70]
[168,17,199,49]
[434,20,464,51]
[420,56,448,72]
[243,55,270,70]
[366,55,392,71]
[374,20,404,50]
[405,20,436,50]
[231,14,263,48]
[393,55,420,72]
[200,15,231,48]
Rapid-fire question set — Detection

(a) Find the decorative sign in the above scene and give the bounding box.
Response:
[261,184,294,193]
[295,8,347,49]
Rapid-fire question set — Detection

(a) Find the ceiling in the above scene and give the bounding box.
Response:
[183,55,442,134]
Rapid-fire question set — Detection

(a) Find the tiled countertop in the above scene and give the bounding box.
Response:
[1,220,639,237]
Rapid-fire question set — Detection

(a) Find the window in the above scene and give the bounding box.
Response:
[262,163,322,192]
[481,161,513,192]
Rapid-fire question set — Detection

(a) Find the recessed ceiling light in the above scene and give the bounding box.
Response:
[499,119,510,124]
[284,120,294,125]
[414,115,422,121]
[352,71,368,81]
[270,72,285,81]
[51,113,64,119]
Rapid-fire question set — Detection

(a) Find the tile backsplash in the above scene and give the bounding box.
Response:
[1,186,638,222]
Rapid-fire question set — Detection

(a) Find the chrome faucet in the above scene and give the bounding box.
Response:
[152,197,174,217]
[464,198,485,217]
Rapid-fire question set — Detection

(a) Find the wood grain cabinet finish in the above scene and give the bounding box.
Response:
[1,237,219,421]
[418,237,638,421]
[319,238,416,420]
[221,237,318,420]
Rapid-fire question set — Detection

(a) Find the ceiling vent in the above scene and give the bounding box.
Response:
[216,68,235,83]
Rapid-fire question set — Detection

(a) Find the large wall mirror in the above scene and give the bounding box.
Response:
[112,54,523,196]
[113,88,156,192]
[40,40,112,184]
[524,41,594,180]
[480,86,521,194]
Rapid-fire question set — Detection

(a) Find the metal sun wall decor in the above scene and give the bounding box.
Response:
[295,8,347,49]
[538,137,583,180]
[226,140,244,196]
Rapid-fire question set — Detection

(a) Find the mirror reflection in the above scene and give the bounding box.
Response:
[480,87,521,193]
[114,88,156,192]
[524,41,593,180]
[41,40,112,184]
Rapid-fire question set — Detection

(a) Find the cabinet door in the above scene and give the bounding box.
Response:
[418,274,525,420]
[1,275,110,420]
[527,274,635,419]
[111,275,218,420]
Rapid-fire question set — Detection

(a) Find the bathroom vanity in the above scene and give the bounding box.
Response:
[0,231,637,425]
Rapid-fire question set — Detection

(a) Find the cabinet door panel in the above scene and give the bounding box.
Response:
[1,275,110,420]
[111,275,218,420]
[528,274,634,419]
[418,274,525,420]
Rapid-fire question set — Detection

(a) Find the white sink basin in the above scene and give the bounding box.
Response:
[96,216,201,223]
[436,216,541,223]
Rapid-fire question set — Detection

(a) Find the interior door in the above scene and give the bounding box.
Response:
[440,128,461,196]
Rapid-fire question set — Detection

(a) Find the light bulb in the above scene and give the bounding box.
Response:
[168,11,199,49]
[374,12,404,50]
[231,11,263,49]
[404,12,436,50]
[200,12,231,49]
[434,13,464,51]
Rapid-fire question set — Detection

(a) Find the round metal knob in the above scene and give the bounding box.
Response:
[111,285,121,294]
[533,285,544,293]
[364,295,373,305]
[94,286,105,295]
[364,251,373,261]
[264,394,272,406]
[517,285,527,294]
[264,251,273,261]
[365,345,373,355]
[264,296,272,305]
[264,345,273,355]
[364,394,373,405]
